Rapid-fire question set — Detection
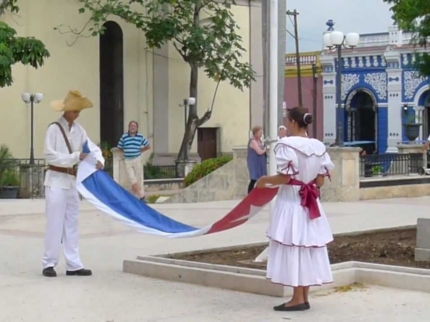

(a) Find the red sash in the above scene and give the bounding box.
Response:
[288,179,321,220]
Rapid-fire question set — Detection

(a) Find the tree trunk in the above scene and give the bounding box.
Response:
[177,63,199,161]
[176,1,213,162]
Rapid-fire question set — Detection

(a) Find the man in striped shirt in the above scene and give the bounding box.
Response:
[117,121,151,201]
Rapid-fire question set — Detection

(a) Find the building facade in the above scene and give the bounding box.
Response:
[321,22,430,153]
[0,0,263,164]
[284,51,324,140]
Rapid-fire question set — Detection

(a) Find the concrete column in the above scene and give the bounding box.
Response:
[277,0,286,126]
[321,55,336,144]
[385,51,402,152]
[153,45,169,155]
[415,218,430,262]
[249,1,264,128]
[111,147,143,192]
[320,147,361,202]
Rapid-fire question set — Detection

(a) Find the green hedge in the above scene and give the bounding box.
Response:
[184,155,233,187]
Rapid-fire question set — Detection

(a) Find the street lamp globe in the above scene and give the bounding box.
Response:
[34,93,43,103]
[345,32,360,47]
[21,93,31,103]
[323,33,333,48]
[330,31,344,46]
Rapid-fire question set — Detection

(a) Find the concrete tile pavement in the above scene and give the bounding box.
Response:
[1,197,430,321]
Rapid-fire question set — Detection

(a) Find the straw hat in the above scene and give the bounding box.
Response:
[50,90,93,112]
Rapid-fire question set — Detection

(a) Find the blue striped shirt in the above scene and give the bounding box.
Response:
[118,132,149,159]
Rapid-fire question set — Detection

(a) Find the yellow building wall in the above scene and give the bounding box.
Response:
[0,0,251,160]
[0,0,153,159]
[167,5,251,154]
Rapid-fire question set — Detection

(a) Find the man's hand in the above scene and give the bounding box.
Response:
[79,153,88,161]
[140,146,151,153]
[96,161,104,170]
[422,142,430,152]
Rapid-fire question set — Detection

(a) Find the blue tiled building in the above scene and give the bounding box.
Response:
[321,21,430,153]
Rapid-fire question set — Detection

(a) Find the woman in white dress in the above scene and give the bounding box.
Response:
[256,107,334,312]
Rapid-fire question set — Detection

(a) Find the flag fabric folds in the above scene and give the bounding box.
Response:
[76,142,278,238]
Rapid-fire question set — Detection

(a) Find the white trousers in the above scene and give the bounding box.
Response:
[42,186,84,271]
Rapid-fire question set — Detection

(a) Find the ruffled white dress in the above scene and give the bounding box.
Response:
[266,136,334,288]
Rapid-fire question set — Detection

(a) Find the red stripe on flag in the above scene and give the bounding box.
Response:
[206,187,278,234]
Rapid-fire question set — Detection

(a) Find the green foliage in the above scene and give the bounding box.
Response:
[146,194,160,204]
[144,162,175,179]
[0,144,18,186]
[0,169,19,186]
[371,165,383,176]
[0,2,50,87]
[68,0,255,91]
[0,0,19,15]
[0,144,13,183]
[142,153,176,179]
[384,0,430,76]
[184,155,232,187]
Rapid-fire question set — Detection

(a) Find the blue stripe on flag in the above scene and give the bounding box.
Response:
[81,141,197,234]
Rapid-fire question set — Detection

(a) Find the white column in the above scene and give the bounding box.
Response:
[384,51,402,152]
[255,0,278,264]
[321,55,336,144]
[268,0,278,175]
[415,106,424,141]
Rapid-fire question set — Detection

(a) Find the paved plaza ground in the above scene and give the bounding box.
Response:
[1,197,430,321]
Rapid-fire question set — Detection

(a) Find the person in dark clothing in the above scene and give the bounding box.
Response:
[247,125,268,193]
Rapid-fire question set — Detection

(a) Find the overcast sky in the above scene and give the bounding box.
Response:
[286,0,395,53]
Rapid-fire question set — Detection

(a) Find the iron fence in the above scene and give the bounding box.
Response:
[144,164,180,179]
[359,153,423,177]
[0,157,114,199]
[0,158,47,199]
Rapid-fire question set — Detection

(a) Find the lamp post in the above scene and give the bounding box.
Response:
[182,97,196,162]
[21,93,43,165]
[323,23,359,145]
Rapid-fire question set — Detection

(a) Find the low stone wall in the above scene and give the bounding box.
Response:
[320,147,361,202]
[144,178,184,193]
[359,176,430,200]
[118,143,428,203]
[163,147,249,203]
[164,146,362,203]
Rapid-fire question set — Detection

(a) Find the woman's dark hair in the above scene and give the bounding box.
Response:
[288,107,313,128]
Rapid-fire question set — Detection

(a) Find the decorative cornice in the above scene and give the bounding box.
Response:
[285,51,322,77]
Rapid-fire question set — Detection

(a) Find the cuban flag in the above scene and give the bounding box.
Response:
[76,142,278,238]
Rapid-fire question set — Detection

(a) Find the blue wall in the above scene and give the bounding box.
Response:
[378,107,388,153]
[339,107,387,153]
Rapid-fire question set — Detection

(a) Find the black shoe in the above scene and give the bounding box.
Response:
[140,197,146,203]
[66,268,92,276]
[273,302,308,312]
[42,267,57,277]
[305,302,311,310]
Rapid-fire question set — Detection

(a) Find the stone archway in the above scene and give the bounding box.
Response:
[419,89,430,139]
[345,88,378,152]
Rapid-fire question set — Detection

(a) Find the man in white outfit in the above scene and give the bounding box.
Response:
[42,90,104,277]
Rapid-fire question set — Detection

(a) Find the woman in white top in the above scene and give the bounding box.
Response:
[256,107,334,312]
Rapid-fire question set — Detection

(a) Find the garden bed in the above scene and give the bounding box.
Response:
[169,227,430,270]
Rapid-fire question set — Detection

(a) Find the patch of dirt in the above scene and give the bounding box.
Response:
[170,228,430,270]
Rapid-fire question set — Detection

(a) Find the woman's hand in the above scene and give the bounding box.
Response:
[256,177,267,188]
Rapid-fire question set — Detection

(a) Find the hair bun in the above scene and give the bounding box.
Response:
[303,113,313,125]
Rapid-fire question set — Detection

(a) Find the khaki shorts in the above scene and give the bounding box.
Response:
[124,157,143,186]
